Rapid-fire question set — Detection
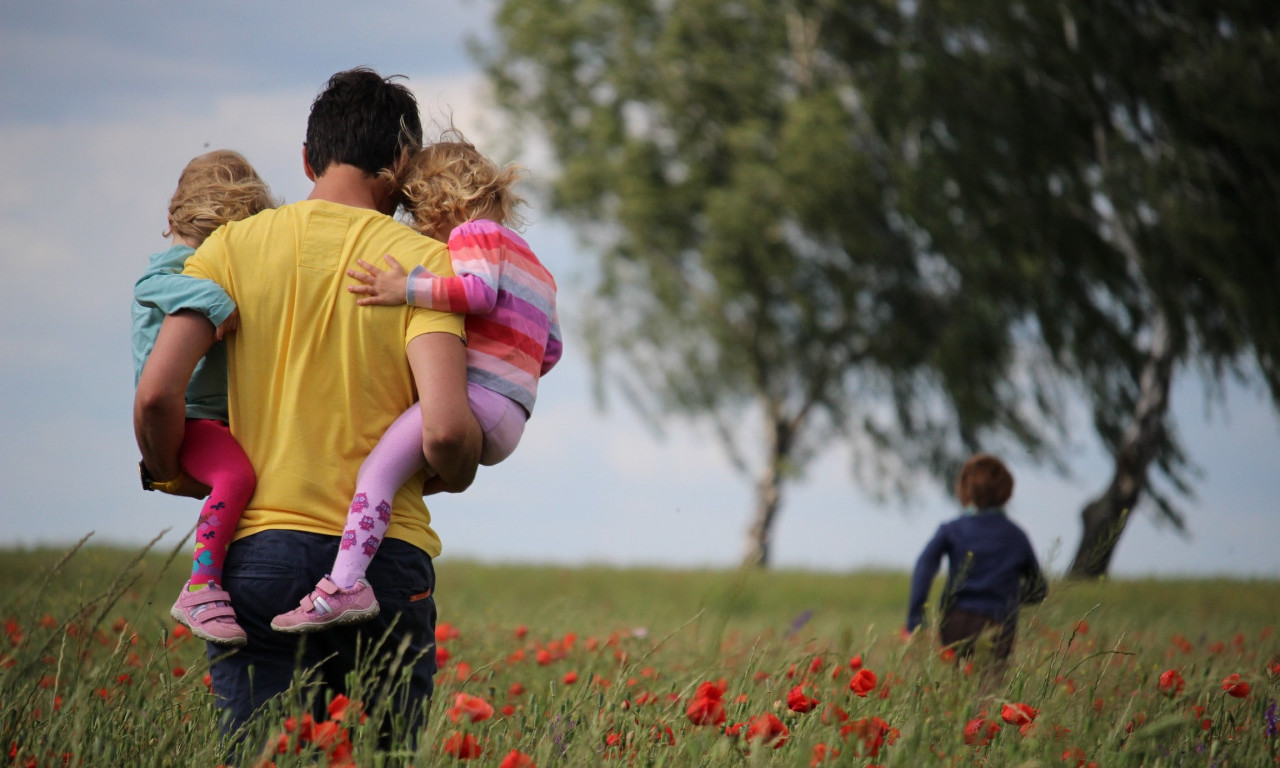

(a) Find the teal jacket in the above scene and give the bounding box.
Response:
[131,244,236,421]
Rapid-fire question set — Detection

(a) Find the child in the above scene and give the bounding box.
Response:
[905,453,1047,665]
[133,150,276,645]
[271,136,562,632]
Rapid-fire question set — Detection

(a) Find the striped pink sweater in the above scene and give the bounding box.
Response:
[406,219,561,414]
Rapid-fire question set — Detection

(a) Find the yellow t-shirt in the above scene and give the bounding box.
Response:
[184,199,463,556]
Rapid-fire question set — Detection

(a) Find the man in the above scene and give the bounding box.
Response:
[135,67,482,738]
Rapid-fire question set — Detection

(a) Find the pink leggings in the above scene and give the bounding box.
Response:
[179,418,255,587]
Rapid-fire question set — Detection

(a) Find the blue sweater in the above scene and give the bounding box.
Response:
[906,508,1047,631]
[131,244,237,421]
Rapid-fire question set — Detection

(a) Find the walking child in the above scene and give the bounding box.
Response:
[133,150,275,645]
[905,453,1048,666]
[271,135,562,632]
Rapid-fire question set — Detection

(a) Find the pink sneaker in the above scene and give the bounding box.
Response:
[170,580,247,646]
[270,576,380,633]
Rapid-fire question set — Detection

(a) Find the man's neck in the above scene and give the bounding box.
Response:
[307,163,394,214]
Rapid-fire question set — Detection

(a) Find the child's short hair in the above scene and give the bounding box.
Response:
[955,453,1015,509]
[400,131,526,240]
[166,150,275,243]
[305,67,423,178]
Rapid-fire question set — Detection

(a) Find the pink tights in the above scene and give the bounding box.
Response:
[179,418,255,588]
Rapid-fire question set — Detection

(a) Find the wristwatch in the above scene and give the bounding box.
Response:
[139,461,186,493]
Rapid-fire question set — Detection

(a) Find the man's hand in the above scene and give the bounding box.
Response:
[348,254,411,306]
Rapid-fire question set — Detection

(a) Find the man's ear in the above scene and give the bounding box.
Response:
[302,145,316,181]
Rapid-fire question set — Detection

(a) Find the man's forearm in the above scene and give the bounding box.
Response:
[407,331,483,492]
[422,416,482,490]
[134,311,215,480]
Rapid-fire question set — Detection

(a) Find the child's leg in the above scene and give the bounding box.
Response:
[180,419,255,588]
[469,383,528,466]
[329,405,427,589]
[172,418,254,645]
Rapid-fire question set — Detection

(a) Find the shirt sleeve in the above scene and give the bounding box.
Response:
[405,221,504,314]
[136,248,236,326]
[541,307,563,376]
[906,526,948,630]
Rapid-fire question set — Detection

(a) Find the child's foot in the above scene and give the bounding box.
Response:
[170,580,247,646]
[270,577,379,633]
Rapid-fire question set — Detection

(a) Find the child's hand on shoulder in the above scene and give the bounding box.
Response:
[348,254,410,306]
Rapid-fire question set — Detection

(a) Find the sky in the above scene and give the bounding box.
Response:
[2,0,1278,581]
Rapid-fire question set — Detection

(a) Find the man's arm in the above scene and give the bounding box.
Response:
[407,332,482,493]
[134,310,215,493]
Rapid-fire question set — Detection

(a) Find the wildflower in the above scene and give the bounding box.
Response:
[509,682,525,696]
[745,713,790,749]
[786,686,819,714]
[1001,702,1037,727]
[939,647,956,663]
[963,717,1000,746]
[499,750,536,768]
[435,622,460,641]
[562,671,578,685]
[447,693,495,723]
[1221,673,1250,698]
[443,732,483,759]
[849,668,877,697]
[172,666,186,678]
[513,625,529,639]
[842,716,898,757]
[810,743,839,765]
[1158,669,1185,697]
[848,655,863,670]
[1264,699,1277,738]
[649,724,675,745]
[821,703,849,724]
[687,680,727,726]
[171,624,191,641]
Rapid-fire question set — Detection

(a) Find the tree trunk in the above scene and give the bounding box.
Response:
[741,416,793,568]
[1067,310,1175,579]
[741,467,783,568]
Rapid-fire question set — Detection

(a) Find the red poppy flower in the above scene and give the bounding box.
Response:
[1158,669,1185,697]
[446,693,495,723]
[849,669,877,697]
[443,732,483,759]
[810,742,839,765]
[499,749,535,768]
[786,686,819,713]
[687,682,727,726]
[963,717,1000,746]
[745,713,790,748]
[1221,673,1250,698]
[1000,702,1037,726]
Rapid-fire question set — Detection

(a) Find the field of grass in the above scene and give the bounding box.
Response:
[2,539,1277,766]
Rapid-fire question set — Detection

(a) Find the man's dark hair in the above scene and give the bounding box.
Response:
[305,67,423,177]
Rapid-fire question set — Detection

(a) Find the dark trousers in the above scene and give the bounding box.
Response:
[207,530,438,741]
[940,608,1016,662]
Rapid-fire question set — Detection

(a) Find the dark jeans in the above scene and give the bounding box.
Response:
[939,608,1016,661]
[207,530,438,740]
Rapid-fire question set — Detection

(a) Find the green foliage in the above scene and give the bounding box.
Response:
[480,0,1280,570]
[4,543,1280,766]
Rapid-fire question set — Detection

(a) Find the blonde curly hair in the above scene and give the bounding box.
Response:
[399,132,526,240]
[166,150,277,243]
